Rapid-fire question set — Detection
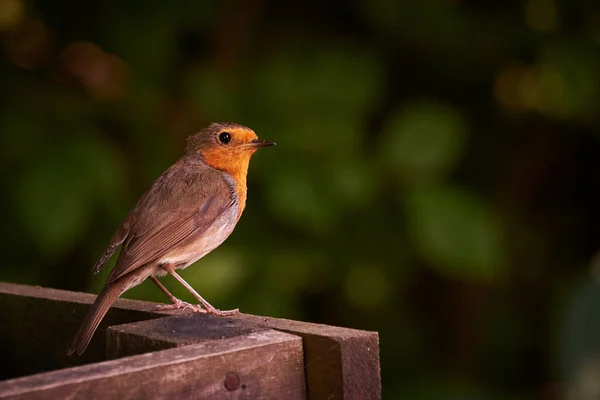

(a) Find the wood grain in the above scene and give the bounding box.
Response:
[108,313,381,399]
[0,330,305,400]
[0,282,171,377]
[244,315,381,400]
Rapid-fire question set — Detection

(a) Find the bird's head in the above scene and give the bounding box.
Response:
[185,122,275,181]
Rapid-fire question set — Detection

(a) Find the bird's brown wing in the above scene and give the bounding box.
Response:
[106,161,235,283]
[91,223,128,275]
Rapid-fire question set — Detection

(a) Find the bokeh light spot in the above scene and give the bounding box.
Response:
[6,20,53,70]
[59,41,130,100]
[494,63,567,115]
[381,100,468,184]
[0,0,23,29]
[404,185,505,282]
[525,0,559,32]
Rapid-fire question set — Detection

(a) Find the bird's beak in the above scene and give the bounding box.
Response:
[249,139,276,148]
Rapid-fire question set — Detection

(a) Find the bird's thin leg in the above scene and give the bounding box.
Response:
[163,264,239,316]
[150,276,199,312]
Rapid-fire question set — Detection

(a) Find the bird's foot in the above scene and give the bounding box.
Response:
[203,306,240,316]
[155,299,206,313]
[155,299,239,316]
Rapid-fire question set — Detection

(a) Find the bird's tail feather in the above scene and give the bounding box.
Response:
[67,282,125,356]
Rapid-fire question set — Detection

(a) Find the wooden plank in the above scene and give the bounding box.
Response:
[0,282,170,378]
[0,282,380,399]
[0,330,306,400]
[109,314,381,399]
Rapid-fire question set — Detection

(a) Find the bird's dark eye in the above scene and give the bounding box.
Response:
[218,132,231,144]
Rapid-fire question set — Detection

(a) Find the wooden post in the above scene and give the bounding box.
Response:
[0,282,381,399]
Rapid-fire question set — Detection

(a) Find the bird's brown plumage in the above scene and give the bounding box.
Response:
[67,122,273,355]
[106,161,235,282]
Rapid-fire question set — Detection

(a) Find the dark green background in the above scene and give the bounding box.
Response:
[2,1,600,398]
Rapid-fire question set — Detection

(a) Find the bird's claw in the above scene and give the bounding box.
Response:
[155,299,203,312]
[204,307,239,316]
[155,300,238,316]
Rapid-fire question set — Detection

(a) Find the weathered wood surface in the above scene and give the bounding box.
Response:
[106,313,268,359]
[241,315,381,400]
[0,281,381,400]
[109,314,381,399]
[0,282,170,375]
[0,330,305,400]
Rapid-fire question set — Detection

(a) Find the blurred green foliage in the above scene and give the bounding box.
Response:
[2,0,600,398]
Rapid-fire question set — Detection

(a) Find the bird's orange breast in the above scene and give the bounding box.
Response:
[200,149,250,219]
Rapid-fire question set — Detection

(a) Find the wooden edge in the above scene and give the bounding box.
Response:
[0,330,306,400]
[242,313,378,340]
[0,281,167,314]
[0,281,181,369]
[0,282,377,339]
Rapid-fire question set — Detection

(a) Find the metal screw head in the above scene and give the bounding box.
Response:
[224,372,240,391]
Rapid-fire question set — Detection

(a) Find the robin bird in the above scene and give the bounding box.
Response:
[67,122,275,356]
